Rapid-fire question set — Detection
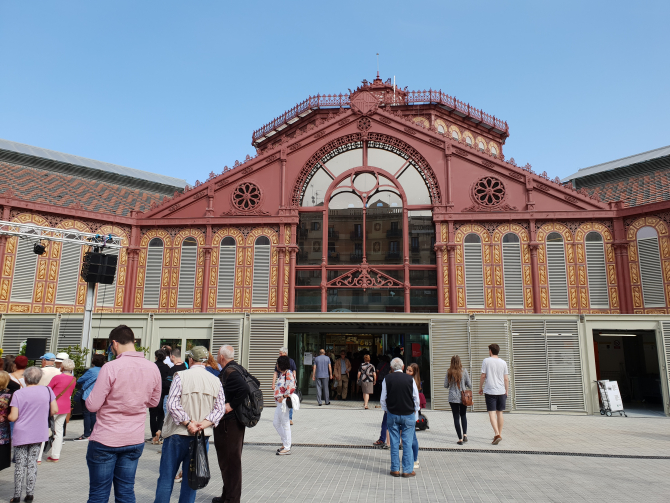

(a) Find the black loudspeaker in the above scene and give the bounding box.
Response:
[25,338,48,360]
[81,251,118,284]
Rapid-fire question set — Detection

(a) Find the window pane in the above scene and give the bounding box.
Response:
[366,207,403,265]
[397,166,431,205]
[301,168,331,207]
[296,270,322,286]
[296,289,322,312]
[298,213,323,265]
[327,289,404,312]
[409,270,437,286]
[329,208,363,265]
[409,211,435,264]
[410,289,438,313]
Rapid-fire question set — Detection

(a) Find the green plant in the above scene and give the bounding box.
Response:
[57,344,91,379]
[135,343,150,357]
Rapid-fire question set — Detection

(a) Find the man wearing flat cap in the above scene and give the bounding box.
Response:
[154,346,225,503]
[38,353,60,386]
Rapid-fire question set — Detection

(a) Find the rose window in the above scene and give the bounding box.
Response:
[232,182,262,211]
[472,177,505,207]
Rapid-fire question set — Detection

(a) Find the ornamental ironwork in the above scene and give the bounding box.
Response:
[472,177,505,207]
[326,264,405,291]
[232,182,262,211]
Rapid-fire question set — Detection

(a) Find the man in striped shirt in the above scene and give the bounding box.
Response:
[154,346,226,503]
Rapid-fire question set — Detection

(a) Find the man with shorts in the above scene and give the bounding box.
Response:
[478,343,509,445]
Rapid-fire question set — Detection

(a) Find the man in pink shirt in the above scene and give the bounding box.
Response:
[85,325,161,503]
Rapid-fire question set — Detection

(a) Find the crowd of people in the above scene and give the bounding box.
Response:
[0,328,510,500]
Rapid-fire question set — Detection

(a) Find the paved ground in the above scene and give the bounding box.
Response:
[1,399,669,502]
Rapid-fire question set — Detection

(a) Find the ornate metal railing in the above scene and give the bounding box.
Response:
[252,89,508,143]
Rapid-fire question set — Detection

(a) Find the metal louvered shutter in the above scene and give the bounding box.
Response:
[217,246,236,308]
[470,319,511,411]
[430,319,470,410]
[251,246,271,308]
[546,320,584,411]
[638,237,665,307]
[57,316,84,350]
[464,243,485,308]
[546,242,569,308]
[511,320,550,410]
[143,246,164,308]
[177,246,198,308]
[248,318,286,406]
[502,242,524,308]
[585,241,609,308]
[97,248,119,307]
[660,322,670,410]
[56,242,81,305]
[1,318,54,354]
[10,237,38,302]
[212,319,242,361]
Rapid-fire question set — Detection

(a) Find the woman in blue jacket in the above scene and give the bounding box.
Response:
[73,354,105,441]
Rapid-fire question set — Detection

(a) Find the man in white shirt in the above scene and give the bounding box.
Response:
[38,353,60,386]
[478,343,509,445]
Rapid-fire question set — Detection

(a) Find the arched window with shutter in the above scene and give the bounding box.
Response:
[177,237,198,308]
[464,233,485,308]
[55,234,81,305]
[252,236,271,308]
[217,237,236,308]
[97,247,120,307]
[502,233,524,308]
[637,226,665,307]
[10,233,38,303]
[546,232,568,308]
[584,232,609,308]
[143,238,164,308]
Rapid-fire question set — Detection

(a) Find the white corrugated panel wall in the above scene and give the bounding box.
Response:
[430,319,469,411]
[248,318,286,406]
[464,243,485,308]
[212,319,243,361]
[143,245,164,308]
[217,246,236,308]
[177,244,198,308]
[638,237,666,308]
[661,322,670,413]
[470,319,511,411]
[511,320,550,410]
[546,242,569,308]
[1,318,54,354]
[10,237,38,303]
[251,246,271,308]
[55,241,81,305]
[502,242,524,308]
[546,320,584,411]
[585,240,609,308]
[57,316,84,350]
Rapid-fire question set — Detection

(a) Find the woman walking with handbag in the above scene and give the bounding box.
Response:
[273,355,295,456]
[405,364,421,470]
[357,355,376,409]
[44,358,77,462]
[444,355,472,445]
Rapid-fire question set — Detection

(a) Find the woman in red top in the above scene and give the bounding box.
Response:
[45,359,77,462]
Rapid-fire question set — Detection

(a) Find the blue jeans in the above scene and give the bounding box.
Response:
[379,412,387,442]
[412,429,419,462]
[387,413,415,474]
[289,408,293,420]
[86,441,144,503]
[82,400,97,437]
[154,434,209,503]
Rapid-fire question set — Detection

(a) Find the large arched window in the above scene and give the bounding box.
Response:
[10,232,38,303]
[502,233,524,308]
[637,226,665,307]
[143,238,164,308]
[252,236,271,307]
[177,237,198,308]
[217,237,236,308]
[546,232,568,308]
[464,233,485,308]
[55,234,81,305]
[584,232,609,308]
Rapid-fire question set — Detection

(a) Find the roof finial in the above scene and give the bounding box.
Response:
[376,53,379,79]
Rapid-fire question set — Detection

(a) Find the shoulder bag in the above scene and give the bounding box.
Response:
[458,378,473,407]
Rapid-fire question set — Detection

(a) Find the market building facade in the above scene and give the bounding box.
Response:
[0,76,669,416]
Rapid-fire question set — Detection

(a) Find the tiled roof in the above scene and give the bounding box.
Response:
[563,144,670,182]
[581,168,670,208]
[0,161,169,216]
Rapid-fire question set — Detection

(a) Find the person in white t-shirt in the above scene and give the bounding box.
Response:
[478,344,509,445]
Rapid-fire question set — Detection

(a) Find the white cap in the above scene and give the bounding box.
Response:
[55,352,69,362]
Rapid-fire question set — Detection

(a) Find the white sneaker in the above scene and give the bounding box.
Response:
[414,461,419,469]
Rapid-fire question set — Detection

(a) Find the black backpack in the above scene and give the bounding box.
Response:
[221,364,263,428]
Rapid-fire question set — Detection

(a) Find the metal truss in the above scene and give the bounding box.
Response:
[0,220,123,249]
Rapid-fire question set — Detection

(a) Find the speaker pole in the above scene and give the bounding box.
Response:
[81,281,96,365]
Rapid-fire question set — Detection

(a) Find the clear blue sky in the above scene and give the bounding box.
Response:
[1,1,668,185]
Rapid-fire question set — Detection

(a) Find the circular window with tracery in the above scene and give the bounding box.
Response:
[232,182,262,211]
[472,177,505,207]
